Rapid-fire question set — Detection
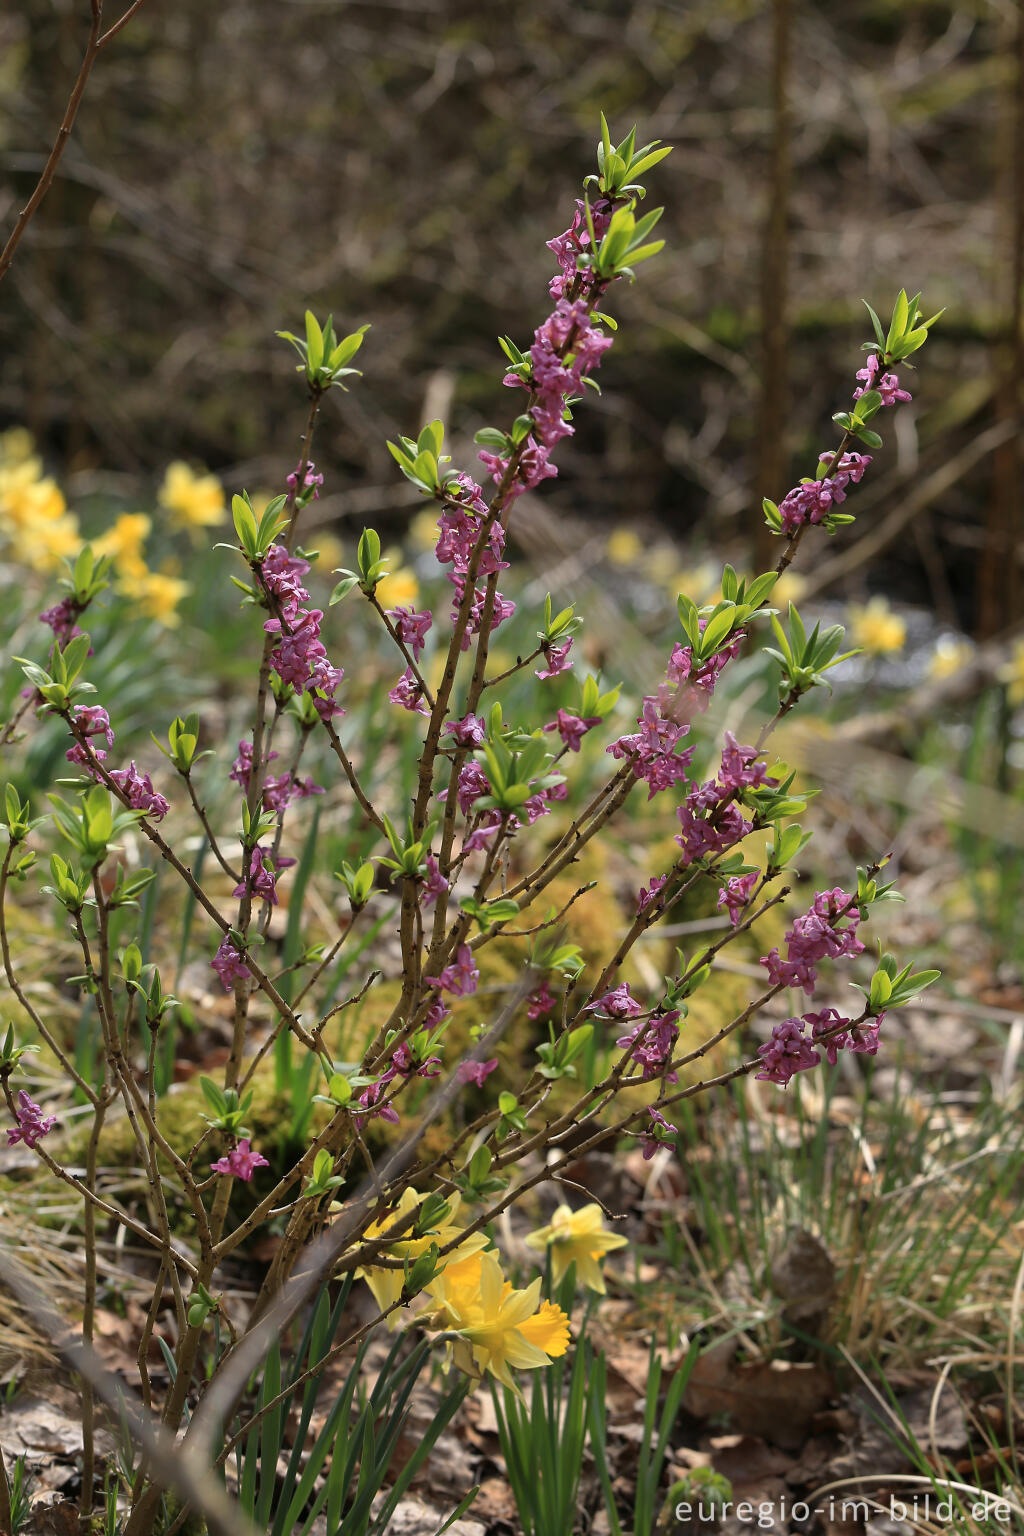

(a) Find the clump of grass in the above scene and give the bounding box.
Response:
[643,1064,1024,1370]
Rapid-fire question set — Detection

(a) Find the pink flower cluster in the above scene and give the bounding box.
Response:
[756,1008,884,1086]
[286,460,324,498]
[608,629,747,800]
[586,983,642,1020]
[674,732,771,866]
[637,874,668,914]
[458,1057,498,1087]
[439,759,564,857]
[717,871,759,927]
[40,596,86,646]
[616,1009,681,1083]
[608,696,694,798]
[527,982,555,1020]
[382,1041,442,1085]
[232,845,284,907]
[229,740,323,814]
[109,762,171,820]
[389,605,432,662]
[760,887,864,996]
[504,298,613,453]
[545,196,613,300]
[543,709,601,752]
[778,452,871,537]
[210,1138,269,1181]
[6,1090,57,1148]
[424,943,479,998]
[639,1105,678,1160]
[211,936,249,992]
[431,481,516,655]
[260,544,344,719]
[65,705,169,820]
[853,353,912,407]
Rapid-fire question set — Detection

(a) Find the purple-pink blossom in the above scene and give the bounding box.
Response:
[425,943,479,998]
[421,854,449,908]
[527,982,555,1020]
[853,353,912,407]
[586,983,642,1020]
[639,1105,677,1160]
[755,1019,821,1086]
[388,668,429,715]
[760,888,864,996]
[458,1058,498,1087]
[286,460,324,498]
[637,875,668,913]
[72,705,114,745]
[6,1090,57,1149]
[211,937,250,992]
[210,1138,270,1181]
[535,638,573,680]
[40,596,86,646]
[109,762,170,821]
[352,1079,400,1129]
[543,709,601,752]
[717,871,759,927]
[233,845,279,906]
[616,1009,680,1083]
[389,605,433,661]
[443,713,487,749]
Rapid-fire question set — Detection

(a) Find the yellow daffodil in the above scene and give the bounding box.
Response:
[94,512,151,581]
[158,461,226,532]
[375,564,420,610]
[355,1187,488,1323]
[1002,638,1024,706]
[428,1249,569,1389]
[120,568,190,627]
[847,596,906,656]
[605,527,643,567]
[524,1202,628,1294]
[929,636,972,681]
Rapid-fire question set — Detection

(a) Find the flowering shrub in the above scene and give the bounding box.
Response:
[0,117,941,1529]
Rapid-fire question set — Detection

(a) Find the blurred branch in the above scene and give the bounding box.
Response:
[0,0,149,286]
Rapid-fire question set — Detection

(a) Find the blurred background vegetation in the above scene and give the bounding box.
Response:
[2,0,1021,637]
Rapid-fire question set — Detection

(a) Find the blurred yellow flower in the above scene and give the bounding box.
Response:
[0,461,81,571]
[428,1249,569,1389]
[158,462,226,532]
[376,565,420,610]
[1001,638,1024,705]
[94,512,151,581]
[311,533,344,572]
[668,559,720,606]
[929,636,972,681]
[605,527,643,567]
[0,427,35,464]
[410,509,440,550]
[355,1187,487,1323]
[120,569,190,627]
[847,596,906,656]
[524,1202,628,1294]
[773,570,807,607]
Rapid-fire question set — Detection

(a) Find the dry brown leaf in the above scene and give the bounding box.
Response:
[683,1346,833,1449]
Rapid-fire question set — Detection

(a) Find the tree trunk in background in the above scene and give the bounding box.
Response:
[978,3,1024,638]
[755,0,791,568]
